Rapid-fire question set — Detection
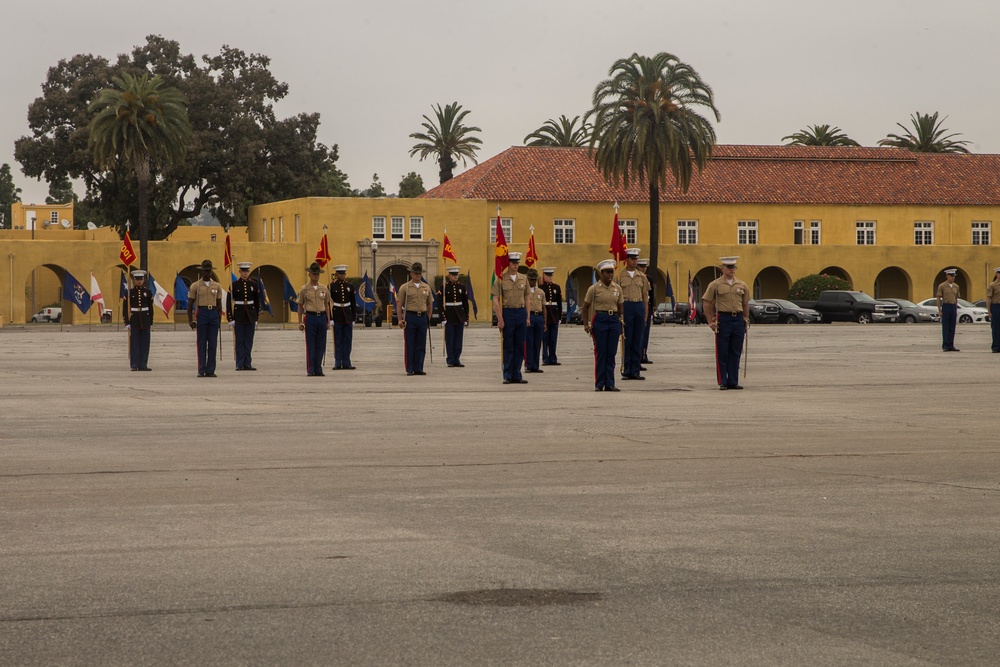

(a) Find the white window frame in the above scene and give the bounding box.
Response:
[972,221,991,245]
[391,216,405,240]
[914,221,934,245]
[262,218,268,242]
[372,216,386,240]
[409,216,423,240]
[295,214,300,242]
[737,220,758,245]
[553,219,575,244]
[856,221,876,245]
[810,220,821,245]
[490,217,513,243]
[619,218,637,245]
[279,216,284,242]
[50,211,59,226]
[677,219,698,245]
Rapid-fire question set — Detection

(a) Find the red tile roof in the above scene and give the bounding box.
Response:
[420,145,1000,206]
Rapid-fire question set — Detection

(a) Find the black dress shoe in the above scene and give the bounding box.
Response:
[503,379,512,384]
[606,386,620,392]
[131,368,139,372]
[205,373,217,378]
[235,367,244,371]
[407,371,415,376]
[415,371,427,375]
[639,366,647,371]
[950,348,960,352]
[198,373,206,377]
[526,368,543,373]
[595,387,604,392]
[139,367,152,371]
[344,366,356,370]
[314,371,325,377]
[515,379,528,384]
[244,366,257,371]
[719,384,728,390]
[728,384,744,390]
[641,358,652,364]
[454,363,464,367]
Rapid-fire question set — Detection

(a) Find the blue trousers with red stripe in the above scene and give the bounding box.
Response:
[404,312,427,373]
[592,312,621,390]
[715,313,745,387]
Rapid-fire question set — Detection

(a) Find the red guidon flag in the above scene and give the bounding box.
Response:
[442,232,458,263]
[609,213,626,263]
[494,213,509,278]
[223,234,233,271]
[315,234,331,268]
[119,230,137,267]
[525,228,539,268]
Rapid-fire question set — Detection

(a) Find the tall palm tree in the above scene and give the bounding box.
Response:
[524,115,592,147]
[589,53,720,295]
[783,124,860,147]
[878,112,971,154]
[409,102,482,184]
[89,72,191,270]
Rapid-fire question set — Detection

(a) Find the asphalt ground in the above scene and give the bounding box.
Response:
[2,321,999,666]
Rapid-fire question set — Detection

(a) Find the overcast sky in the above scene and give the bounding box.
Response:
[4,0,999,204]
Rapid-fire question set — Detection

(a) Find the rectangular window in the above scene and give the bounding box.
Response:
[409,216,423,240]
[972,221,991,245]
[914,221,934,245]
[856,221,876,245]
[619,218,637,245]
[295,214,300,242]
[677,219,698,244]
[794,220,804,245]
[50,211,59,225]
[270,218,275,243]
[810,220,821,245]
[391,216,404,240]
[553,219,575,244]
[737,220,758,245]
[279,216,284,242]
[372,216,386,240]
[262,218,267,242]
[490,217,513,243]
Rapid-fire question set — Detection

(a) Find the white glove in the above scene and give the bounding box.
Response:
[228,321,235,328]
[125,325,131,331]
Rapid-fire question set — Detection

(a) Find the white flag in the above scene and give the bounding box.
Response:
[90,272,105,311]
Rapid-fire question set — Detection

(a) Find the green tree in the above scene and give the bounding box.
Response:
[409,102,482,184]
[782,124,860,147]
[877,112,971,153]
[358,174,386,198]
[46,175,76,204]
[524,114,592,147]
[398,171,425,198]
[0,163,22,229]
[89,72,192,270]
[787,274,852,300]
[589,52,720,297]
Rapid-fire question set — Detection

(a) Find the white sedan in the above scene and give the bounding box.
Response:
[915,298,990,323]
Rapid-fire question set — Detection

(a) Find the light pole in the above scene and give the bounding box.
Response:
[371,240,378,326]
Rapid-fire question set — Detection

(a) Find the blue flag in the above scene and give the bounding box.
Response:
[360,272,376,312]
[119,272,128,300]
[174,275,189,310]
[257,270,272,315]
[65,271,92,314]
[283,275,299,313]
[665,272,675,308]
[466,271,478,319]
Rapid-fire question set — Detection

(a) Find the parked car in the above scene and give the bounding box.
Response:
[878,298,939,323]
[31,307,62,323]
[100,308,112,324]
[793,290,899,323]
[748,299,780,324]
[758,299,821,323]
[915,298,989,323]
[652,302,683,324]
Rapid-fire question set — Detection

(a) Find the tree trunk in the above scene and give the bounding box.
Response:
[135,156,151,271]
[648,180,660,304]
[438,151,453,184]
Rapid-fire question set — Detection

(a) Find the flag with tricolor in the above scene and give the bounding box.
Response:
[149,274,176,316]
[315,233,331,268]
[119,230,137,267]
[525,226,539,268]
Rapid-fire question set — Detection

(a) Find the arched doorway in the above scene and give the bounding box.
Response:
[874,266,911,299]
[819,266,853,288]
[24,264,67,324]
[752,266,791,299]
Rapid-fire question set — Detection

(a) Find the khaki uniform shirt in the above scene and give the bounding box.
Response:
[397,281,433,314]
[188,280,223,308]
[703,277,750,313]
[528,286,545,313]
[936,281,960,304]
[297,283,332,313]
[492,271,530,308]
[584,281,624,312]
[617,270,649,302]
[986,279,1000,304]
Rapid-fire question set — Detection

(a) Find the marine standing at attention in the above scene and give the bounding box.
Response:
[329,265,357,370]
[936,268,960,352]
[187,259,223,378]
[397,262,433,375]
[702,256,750,390]
[524,268,546,373]
[540,267,562,366]
[124,270,153,371]
[986,267,1000,353]
[582,259,624,392]
[618,248,649,381]
[492,252,530,385]
[227,261,261,371]
[443,266,469,367]
[297,262,332,376]
[637,258,654,366]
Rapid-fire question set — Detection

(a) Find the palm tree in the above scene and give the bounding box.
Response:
[89,72,191,270]
[783,124,860,147]
[409,102,482,184]
[524,115,592,147]
[878,112,971,154]
[589,52,720,296]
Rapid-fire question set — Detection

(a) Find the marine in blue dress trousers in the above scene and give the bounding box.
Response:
[329,265,357,370]
[703,256,750,390]
[987,268,1000,352]
[582,259,624,392]
[397,262,433,375]
[540,267,562,366]
[124,270,153,371]
[227,262,261,371]
[492,252,531,385]
[442,266,469,367]
[936,269,961,352]
[617,248,649,381]
[297,262,332,376]
[187,259,223,378]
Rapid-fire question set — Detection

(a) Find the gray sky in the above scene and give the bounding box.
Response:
[4,0,999,204]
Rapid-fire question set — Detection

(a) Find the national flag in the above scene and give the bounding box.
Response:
[494,212,509,278]
[149,274,175,316]
[64,271,92,314]
[119,272,128,300]
[388,276,399,317]
[665,271,675,308]
[90,272,105,312]
[688,270,697,322]
[315,234,331,268]
[609,212,626,262]
[525,227,539,268]
[465,271,478,319]
[442,231,458,263]
[223,234,233,271]
[119,230,137,267]
[174,275,189,310]
[257,270,272,315]
[283,275,299,313]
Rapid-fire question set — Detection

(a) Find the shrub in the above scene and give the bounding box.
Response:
[787,274,851,300]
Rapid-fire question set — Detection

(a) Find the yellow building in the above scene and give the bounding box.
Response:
[2,145,999,324]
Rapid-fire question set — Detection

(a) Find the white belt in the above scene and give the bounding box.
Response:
[445,302,463,307]
[332,302,350,307]
[545,301,558,306]
[131,307,149,312]
[233,300,250,305]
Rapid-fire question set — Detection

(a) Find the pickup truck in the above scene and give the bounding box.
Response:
[793,290,899,324]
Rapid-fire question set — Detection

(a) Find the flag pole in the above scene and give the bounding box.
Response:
[614,202,625,376]
[496,205,504,375]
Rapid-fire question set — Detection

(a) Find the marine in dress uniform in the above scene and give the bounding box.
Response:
[582,259,624,391]
[297,262,332,376]
[986,267,1000,352]
[329,265,357,370]
[227,261,261,371]
[618,248,649,380]
[702,256,750,390]
[492,252,531,385]
[187,259,223,377]
[124,270,153,371]
[525,268,546,373]
[540,267,562,366]
[637,259,653,365]
[397,262,433,375]
[443,266,469,367]
[936,269,961,352]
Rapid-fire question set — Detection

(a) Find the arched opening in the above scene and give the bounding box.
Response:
[252,265,291,324]
[874,266,912,300]
[24,264,66,324]
[568,266,594,321]
[752,266,791,299]
[819,266,853,289]
[377,263,416,325]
